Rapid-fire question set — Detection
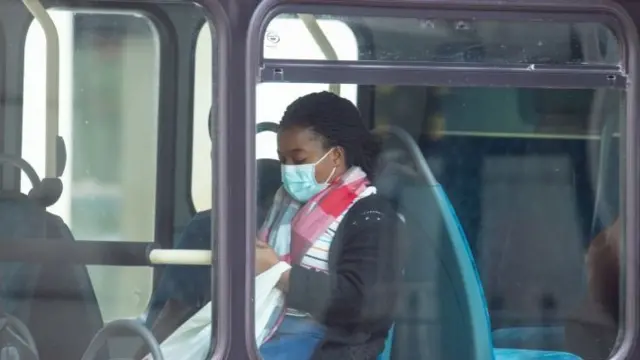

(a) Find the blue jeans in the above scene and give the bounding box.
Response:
[260,316,326,360]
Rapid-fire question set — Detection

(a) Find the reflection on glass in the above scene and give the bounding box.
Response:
[266,14,620,65]
[253,84,624,360]
[191,75,358,211]
[376,87,620,138]
[22,10,160,322]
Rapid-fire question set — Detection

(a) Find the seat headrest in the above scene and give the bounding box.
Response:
[28,178,62,207]
[257,158,281,201]
[256,158,281,225]
[374,159,420,206]
[0,154,62,207]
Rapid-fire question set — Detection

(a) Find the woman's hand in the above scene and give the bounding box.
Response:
[255,241,280,275]
[276,269,291,293]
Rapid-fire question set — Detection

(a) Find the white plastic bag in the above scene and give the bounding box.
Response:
[255,261,290,345]
[145,262,291,360]
[142,303,213,360]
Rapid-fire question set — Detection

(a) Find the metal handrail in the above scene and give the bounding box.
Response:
[22,0,59,178]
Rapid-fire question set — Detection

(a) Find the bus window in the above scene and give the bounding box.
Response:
[253,13,624,360]
[22,10,160,322]
[252,84,623,360]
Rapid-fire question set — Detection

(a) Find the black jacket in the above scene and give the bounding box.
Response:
[286,194,405,360]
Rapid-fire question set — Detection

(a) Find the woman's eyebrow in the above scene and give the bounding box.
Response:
[277,148,306,155]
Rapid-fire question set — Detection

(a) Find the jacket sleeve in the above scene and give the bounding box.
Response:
[285,195,404,328]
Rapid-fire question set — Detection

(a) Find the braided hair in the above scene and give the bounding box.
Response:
[280,91,380,177]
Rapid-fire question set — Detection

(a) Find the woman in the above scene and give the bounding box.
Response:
[565,218,620,359]
[253,91,404,360]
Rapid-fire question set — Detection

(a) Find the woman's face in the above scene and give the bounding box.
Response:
[277,126,346,183]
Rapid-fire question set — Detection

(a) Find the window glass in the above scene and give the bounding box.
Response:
[192,22,214,212]
[256,82,358,159]
[264,15,358,61]
[266,13,620,66]
[191,17,358,211]
[254,10,626,359]
[376,86,619,138]
[253,82,624,360]
[22,10,159,323]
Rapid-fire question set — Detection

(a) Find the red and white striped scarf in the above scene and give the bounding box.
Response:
[258,166,370,268]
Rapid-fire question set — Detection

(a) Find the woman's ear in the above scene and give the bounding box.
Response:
[332,146,346,167]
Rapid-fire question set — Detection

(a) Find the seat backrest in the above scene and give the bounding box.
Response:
[374,161,494,360]
[438,87,588,342]
[476,156,585,334]
[0,191,103,360]
[257,158,281,225]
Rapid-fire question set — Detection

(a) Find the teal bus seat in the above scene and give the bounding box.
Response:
[374,157,583,360]
[494,348,582,360]
[374,159,495,360]
[374,176,584,359]
[373,126,582,360]
[377,325,395,360]
[492,327,566,351]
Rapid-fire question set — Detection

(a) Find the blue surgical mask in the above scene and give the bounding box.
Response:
[281,149,337,202]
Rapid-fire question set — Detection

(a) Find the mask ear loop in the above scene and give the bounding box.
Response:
[316,147,337,184]
[323,166,337,185]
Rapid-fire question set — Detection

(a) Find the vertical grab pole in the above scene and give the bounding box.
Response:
[576,23,619,237]
[22,0,59,179]
[297,14,341,95]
